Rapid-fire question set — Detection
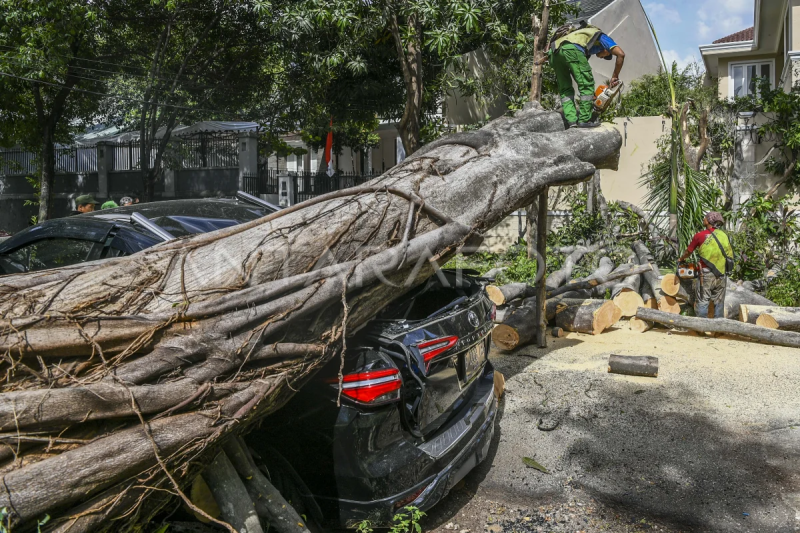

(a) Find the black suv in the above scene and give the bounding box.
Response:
[248,270,497,529]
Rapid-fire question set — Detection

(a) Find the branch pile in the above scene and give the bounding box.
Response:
[0,105,621,531]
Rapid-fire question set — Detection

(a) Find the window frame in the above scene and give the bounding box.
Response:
[728,59,776,98]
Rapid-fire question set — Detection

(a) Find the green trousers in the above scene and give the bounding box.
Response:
[552,45,596,124]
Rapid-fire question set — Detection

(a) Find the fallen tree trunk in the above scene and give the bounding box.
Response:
[486,283,536,306]
[0,105,621,529]
[545,242,604,289]
[741,306,800,331]
[551,263,652,299]
[636,308,800,348]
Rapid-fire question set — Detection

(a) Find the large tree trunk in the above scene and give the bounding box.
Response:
[38,125,56,222]
[741,305,800,331]
[391,14,423,156]
[0,107,621,530]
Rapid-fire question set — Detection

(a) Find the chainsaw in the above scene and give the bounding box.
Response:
[593,81,624,114]
[677,261,699,280]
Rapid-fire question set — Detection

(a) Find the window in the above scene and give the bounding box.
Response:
[730,61,774,97]
[0,238,100,273]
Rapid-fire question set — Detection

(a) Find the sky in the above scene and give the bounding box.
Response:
[641,0,755,70]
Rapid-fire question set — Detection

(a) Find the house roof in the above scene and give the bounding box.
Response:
[567,0,616,21]
[712,27,754,44]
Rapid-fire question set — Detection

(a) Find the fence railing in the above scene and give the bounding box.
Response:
[242,168,279,196]
[172,134,238,169]
[0,149,36,175]
[54,146,97,173]
[293,171,380,203]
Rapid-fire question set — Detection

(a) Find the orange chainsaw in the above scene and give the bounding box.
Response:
[593,81,624,113]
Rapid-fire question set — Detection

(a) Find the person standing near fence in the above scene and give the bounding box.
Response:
[69,195,100,216]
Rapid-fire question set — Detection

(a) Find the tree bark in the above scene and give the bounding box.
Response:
[559,263,652,299]
[632,241,661,297]
[204,451,265,533]
[636,307,800,348]
[535,189,548,347]
[0,107,622,529]
[391,13,423,155]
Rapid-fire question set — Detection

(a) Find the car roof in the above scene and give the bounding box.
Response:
[0,217,119,253]
[83,197,275,222]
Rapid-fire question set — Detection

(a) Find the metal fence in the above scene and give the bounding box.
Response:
[0,149,36,175]
[173,134,238,169]
[54,146,97,173]
[242,168,279,196]
[293,170,380,203]
[111,141,144,171]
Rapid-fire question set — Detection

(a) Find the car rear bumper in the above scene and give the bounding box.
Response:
[336,365,498,528]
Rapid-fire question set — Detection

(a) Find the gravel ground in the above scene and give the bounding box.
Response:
[421,324,800,533]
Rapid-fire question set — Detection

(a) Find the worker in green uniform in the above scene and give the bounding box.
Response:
[550,24,626,128]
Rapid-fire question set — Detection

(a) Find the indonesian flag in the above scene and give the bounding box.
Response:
[325,118,334,177]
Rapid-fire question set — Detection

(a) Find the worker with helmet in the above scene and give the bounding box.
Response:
[548,22,626,128]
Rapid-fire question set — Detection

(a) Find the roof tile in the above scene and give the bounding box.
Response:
[712,27,754,44]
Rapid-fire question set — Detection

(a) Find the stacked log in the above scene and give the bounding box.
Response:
[492,297,621,350]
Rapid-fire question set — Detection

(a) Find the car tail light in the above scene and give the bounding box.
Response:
[490,303,496,321]
[417,336,459,363]
[394,485,427,509]
[338,368,402,404]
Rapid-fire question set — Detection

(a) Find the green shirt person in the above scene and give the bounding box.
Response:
[678,211,734,319]
[549,25,625,128]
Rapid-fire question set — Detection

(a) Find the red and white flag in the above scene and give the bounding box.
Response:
[324,118,334,177]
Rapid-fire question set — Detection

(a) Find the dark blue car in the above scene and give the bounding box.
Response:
[0,193,278,274]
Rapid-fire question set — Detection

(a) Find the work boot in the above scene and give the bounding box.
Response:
[577,121,601,128]
[568,122,577,129]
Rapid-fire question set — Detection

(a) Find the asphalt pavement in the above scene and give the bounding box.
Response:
[421,326,800,533]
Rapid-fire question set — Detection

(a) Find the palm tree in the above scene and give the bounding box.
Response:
[641,12,718,255]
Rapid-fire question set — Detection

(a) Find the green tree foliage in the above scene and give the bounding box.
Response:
[0,0,109,220]
[100,0,282,200]
[618,62,714,117]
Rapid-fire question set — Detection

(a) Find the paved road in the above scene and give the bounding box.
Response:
[422,326,800,533]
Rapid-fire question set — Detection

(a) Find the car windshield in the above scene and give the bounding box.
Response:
[150,216,241,237]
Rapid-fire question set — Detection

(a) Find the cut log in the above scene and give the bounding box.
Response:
[613,291,645,317]
[748,307,800,332]
[550,327,564,338]
[661,273,694,303]
[608,354,658,377]
[486,283,535,306]
[492,304,538,351]
[739,304,775,325]
[636,307,800,348]
[0,105,623,529]
[629,317,652,333]
[546,298,620,335]
[611,303,623,324]
[660,273,681,296]
[658,295,681,314]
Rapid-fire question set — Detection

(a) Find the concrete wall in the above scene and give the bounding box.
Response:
[600,116,669,205]
[587,0,662,86]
